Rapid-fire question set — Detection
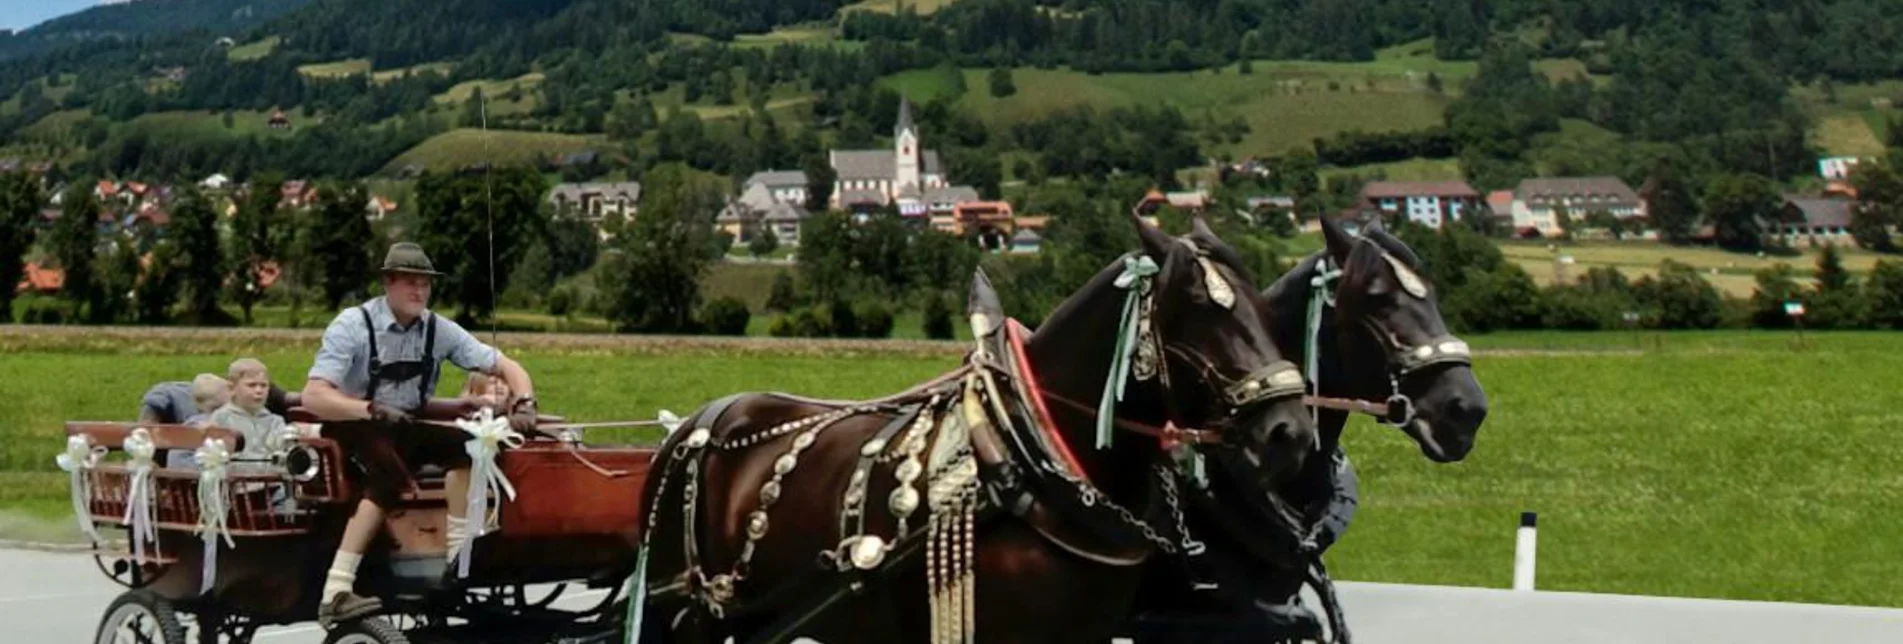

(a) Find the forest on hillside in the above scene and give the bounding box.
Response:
[0,0,1899,220]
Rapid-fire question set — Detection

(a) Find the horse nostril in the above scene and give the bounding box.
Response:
[1450,395,1488,426]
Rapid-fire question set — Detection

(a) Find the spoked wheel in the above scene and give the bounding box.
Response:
[323,618,412,644]
[94,552,174,589]
[94,589,188,644]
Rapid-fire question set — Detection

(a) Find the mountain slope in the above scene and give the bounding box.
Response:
[0,0,314,60]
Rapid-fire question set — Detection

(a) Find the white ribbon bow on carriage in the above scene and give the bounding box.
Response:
[455,408,525,578]
[121,429,161,563]
[194,437,238,595]
[54,434,108,544]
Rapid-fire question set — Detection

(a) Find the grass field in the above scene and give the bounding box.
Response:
[226,36,280,62]
[2,329,1901,609]
[383,128,603,173]
[1499,240,1885,296]
[297,58,373,79]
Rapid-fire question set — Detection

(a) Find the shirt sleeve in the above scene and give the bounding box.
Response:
[307,311,359,387]
[436,316,502,373]
[138,385,173,421]
[206,406,236,429]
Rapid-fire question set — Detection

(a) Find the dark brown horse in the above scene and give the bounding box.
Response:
[632,214,1323,644]
[1125,216,1491,643]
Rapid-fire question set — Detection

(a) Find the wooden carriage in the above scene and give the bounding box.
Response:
[69,403,659,644]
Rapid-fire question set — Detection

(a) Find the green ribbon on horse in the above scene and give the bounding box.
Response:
[1099,254,1159,450]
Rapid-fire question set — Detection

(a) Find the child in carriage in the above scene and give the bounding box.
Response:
[206,358,301,511]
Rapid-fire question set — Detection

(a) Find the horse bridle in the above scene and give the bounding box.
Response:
[1306,252,1473,427]
[1121,243,1309,447]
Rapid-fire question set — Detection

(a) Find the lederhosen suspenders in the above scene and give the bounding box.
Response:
[359,306,437,413]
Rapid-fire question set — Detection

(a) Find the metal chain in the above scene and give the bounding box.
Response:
[1046,462,1178,555]
[1156,464,1205,555]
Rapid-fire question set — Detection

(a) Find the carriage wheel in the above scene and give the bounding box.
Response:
[93,589,188,644]
[322,618,412,644]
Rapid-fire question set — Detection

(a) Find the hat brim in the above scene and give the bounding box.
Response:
[382,267,444,276]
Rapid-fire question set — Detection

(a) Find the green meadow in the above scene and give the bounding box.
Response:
[1,330,1898,609]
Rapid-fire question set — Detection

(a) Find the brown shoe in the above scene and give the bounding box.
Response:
[317,591,383,629]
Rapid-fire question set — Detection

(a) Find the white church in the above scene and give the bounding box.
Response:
[828,98,977,217]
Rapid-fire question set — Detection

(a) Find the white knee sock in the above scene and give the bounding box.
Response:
[446,515,469,564]
[323,551,362,602]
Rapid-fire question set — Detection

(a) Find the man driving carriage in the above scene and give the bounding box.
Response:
[299,242,539,627]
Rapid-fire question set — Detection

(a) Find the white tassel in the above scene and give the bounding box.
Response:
[455,408,524,577]
[122,429,160,563]
[194,437,237,595]
[54,435,107,543]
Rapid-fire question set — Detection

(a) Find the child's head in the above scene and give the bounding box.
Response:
[226,358,270,412]
[191,373,230,414]
[463,372,511,407]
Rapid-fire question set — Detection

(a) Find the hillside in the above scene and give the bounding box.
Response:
[0,0,1899,217]
[0,0,313,60]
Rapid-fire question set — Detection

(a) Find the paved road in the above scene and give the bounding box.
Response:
[14,548,1903,643]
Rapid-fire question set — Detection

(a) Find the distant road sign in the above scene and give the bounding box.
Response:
[1785,301,1806,317]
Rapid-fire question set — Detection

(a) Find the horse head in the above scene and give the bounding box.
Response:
[1267,216,1488,463]
[1009,210,1318,489]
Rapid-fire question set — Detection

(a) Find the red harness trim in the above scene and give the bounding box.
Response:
[1004,319,1090,480]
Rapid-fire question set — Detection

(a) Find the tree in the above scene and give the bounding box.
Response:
[47,181,100,320]
[765,271,799,312]
[414,167,548,323]
[1633,260,1725,329]
[600,163,724,332]
[1702,173,1780,252]
[229,172,286,324]
[0,172,40,322]
[169,186,228,324]
[1867,259,1903,329]
[1641,165,1701,244]
[749,226,780,258]
[1809,243,1865,328]
[803,155,836,213]
[1849,162,1901,252]
[1748,263,1805,328]
[303,183,374,312]
[988,67,1016,98]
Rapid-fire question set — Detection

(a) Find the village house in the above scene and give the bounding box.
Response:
[1133,188,1213,216]
[744,170,811,207]
[365,196,400,220]
[1774,195,1856,247]
[546,181,641,224]
[1356,180,1481,230]
[1510,176,1645,237]
[279,180,319,210]
[717,180,810,246]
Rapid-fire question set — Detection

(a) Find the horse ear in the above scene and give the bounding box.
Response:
[1320,214,1356,264]
[1131,209,1174,260]
[1191,213,1217,239]
[967,266,1003,339]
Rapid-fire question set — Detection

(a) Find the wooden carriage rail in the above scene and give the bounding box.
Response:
[66,422,244,452]
[76,437,354,537]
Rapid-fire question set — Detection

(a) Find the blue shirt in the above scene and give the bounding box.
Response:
[306,296,501,412]
[139,381,197,423]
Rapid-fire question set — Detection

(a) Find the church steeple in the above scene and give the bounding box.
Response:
[895,96,915,138]
[893,95,920,194]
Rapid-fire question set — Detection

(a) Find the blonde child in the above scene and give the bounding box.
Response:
[208,358,289,456]
[462,372,513,413]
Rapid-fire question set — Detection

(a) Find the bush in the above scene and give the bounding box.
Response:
[826,299,857,338]
[922,293,955,340]
[700,296,751,336]
[855,301,894,338]
[766,272,800,312]
[769,306,831,337]
[547,286,575,317]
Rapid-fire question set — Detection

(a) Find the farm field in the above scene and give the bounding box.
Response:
[383,128,603,173]
[1499,240,1886,296]
[2,329,1900,609]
